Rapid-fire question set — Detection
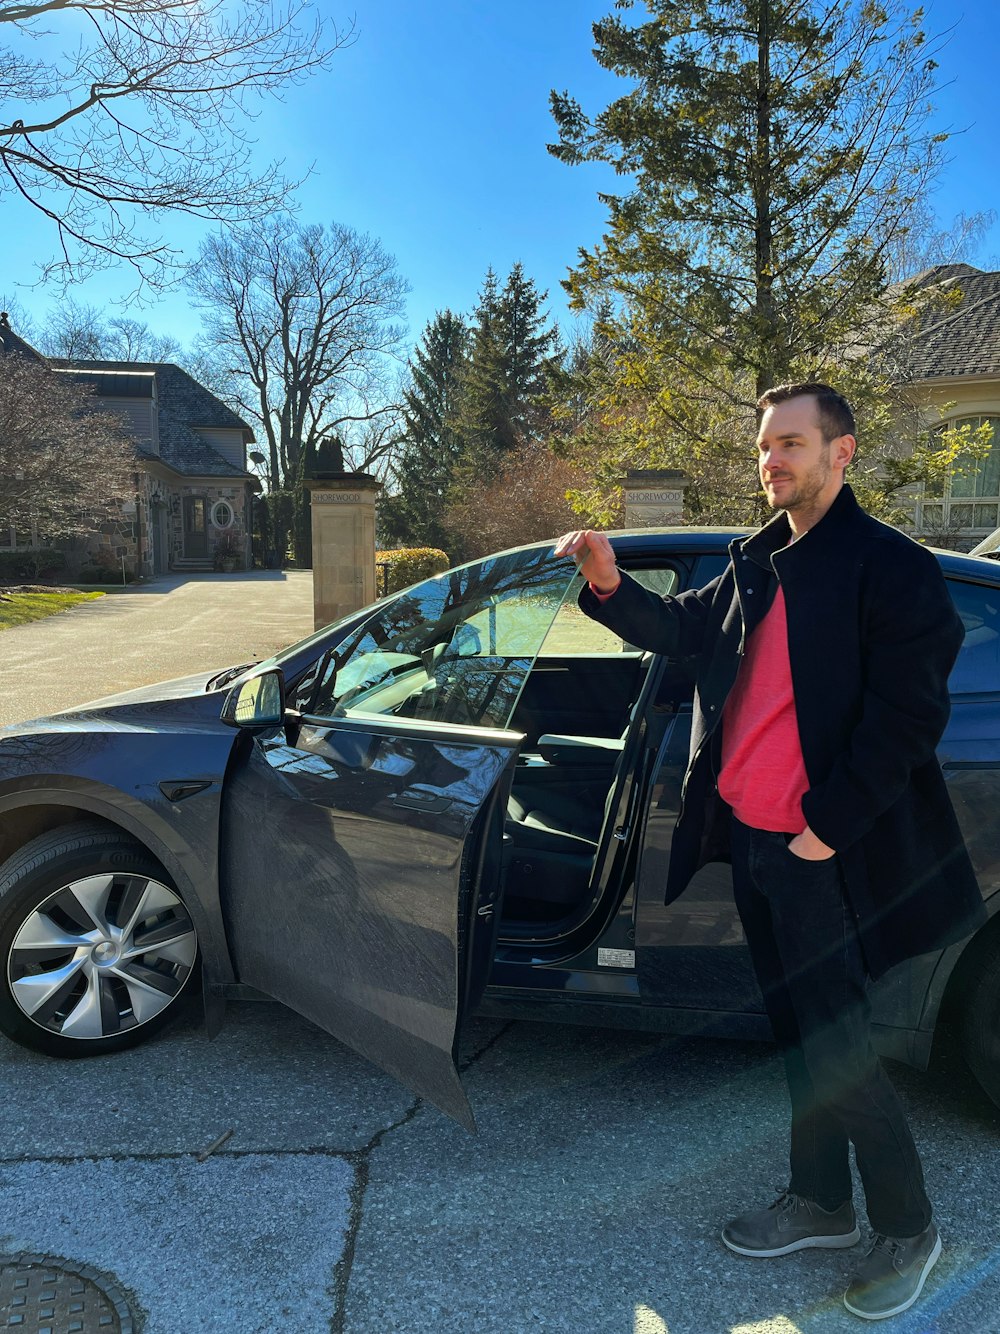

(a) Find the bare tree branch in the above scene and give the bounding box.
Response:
[187,215,409,489]
[1,0,350,284]
[33,300,184,360]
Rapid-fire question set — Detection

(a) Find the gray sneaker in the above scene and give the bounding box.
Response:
[722,1190,861,1257]
[843,1224,941,1320]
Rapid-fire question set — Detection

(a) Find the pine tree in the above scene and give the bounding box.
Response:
[549,0,949,522]
[457,265,562,466]
[379,310,469,551]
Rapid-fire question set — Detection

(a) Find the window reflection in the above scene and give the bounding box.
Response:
[949,580,1000,695]
[308,549,575,731]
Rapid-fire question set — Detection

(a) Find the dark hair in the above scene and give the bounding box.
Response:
[756,381,856,443]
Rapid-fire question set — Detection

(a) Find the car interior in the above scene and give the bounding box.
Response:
[499,568,684,935]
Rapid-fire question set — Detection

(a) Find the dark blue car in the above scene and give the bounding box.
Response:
[1,531,998,1130]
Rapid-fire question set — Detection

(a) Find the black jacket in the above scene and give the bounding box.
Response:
[580,485,987,978]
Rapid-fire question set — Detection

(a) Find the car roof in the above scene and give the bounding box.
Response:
[934,548,1000,580]
[498,528,1000,581]
[605,527,751,558]
[488,527,751,564]
[970,526,1000,558]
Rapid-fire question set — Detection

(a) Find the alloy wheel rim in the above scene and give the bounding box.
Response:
[7,872,197,1039]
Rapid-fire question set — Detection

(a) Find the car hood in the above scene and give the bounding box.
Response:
[0,670,231,739]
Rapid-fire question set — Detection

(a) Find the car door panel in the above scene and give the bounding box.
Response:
[220,718,521,1131]
[217,543,580,1130]
[938,577,1000,905]
[941,699,1000,909]
[634,709,764,1015]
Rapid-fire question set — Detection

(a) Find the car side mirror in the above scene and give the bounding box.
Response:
[221,668,286,729]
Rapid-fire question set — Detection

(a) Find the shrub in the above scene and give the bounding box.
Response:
[0,548,66,581]
[213,528,244,570]
[375,547,449,596]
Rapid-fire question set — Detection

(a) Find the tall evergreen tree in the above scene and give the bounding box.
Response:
[457,264,562,471]
[379,310,469,551]
[549,0,950,522]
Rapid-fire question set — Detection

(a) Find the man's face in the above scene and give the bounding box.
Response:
[756,395,854,517]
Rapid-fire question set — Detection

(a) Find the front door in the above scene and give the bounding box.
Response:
[220,547,578,1128]
[182,496,208,559]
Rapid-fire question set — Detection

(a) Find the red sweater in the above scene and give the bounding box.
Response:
[591,576,808,833]
[717,585,808,834]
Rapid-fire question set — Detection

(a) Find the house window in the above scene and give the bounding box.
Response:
[211,500,234,529]
[0,528,12,550]
[921,416,1000,538]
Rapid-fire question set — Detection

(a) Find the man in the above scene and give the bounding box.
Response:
[554,383,986,1321]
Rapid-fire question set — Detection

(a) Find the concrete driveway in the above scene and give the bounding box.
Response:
[1,572,999,1332]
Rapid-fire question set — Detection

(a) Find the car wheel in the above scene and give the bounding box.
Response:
[957,929,1000,1110]
[0,822,199,1057]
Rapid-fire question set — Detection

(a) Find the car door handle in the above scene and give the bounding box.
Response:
[392,792,452,813]
[158,780,214,802]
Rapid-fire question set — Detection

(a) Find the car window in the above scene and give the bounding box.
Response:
[538,567,681,655]
[693,552,732,586]
[948,579,1000,695]
[305,548,577,729]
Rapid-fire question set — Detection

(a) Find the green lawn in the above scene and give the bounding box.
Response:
[0,590,105,630]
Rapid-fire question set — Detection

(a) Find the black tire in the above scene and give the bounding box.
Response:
[0,822,199,1057]
[957,929,1000,1111]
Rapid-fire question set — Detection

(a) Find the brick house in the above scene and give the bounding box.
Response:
[0,315,258,576]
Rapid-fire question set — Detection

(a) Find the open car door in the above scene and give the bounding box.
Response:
[219,548,578,1130]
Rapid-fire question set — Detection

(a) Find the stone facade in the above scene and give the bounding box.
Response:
[622,470,689,527]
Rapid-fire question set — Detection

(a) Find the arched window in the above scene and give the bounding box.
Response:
[920,416,1000,538]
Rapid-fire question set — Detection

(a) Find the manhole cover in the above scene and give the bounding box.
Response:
[0,1253,134,1332]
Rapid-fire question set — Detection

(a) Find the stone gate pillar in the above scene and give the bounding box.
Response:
[622,469,689,527]
[307,473,380,630]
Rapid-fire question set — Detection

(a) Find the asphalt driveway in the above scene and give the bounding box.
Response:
[0,571,314,727]
[1,570,999,1332]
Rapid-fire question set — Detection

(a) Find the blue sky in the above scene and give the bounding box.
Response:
[4,0,1000,354]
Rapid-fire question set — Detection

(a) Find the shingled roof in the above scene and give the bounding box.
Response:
[902,266,1000,381]
[52,358,254,479]
[0,312,45,362]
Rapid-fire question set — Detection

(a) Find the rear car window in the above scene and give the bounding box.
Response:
[948,579,1000,695]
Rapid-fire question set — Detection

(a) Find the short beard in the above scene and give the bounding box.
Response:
[767,449,833,513]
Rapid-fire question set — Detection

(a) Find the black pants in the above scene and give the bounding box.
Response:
[730,818,932,1237]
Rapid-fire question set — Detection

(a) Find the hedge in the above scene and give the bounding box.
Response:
[375,547,449,596]
[0,549,66,581]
